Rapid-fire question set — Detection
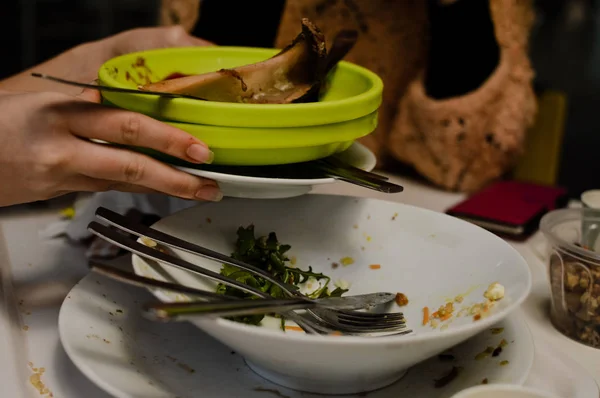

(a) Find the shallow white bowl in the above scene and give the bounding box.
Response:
[132,195,532,395]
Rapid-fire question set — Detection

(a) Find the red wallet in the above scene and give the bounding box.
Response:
[445,180,569,239]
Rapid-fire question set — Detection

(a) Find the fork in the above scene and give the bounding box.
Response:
[144,299,408,334]
[88,208,410,335]
[90,260,407,334]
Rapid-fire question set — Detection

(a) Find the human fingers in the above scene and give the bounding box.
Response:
[77,86,102,103]
[57,100,213,164]
[70,140,222,201]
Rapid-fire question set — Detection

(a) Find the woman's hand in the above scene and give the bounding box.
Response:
[0,90,221,207]
[0,26,212,95]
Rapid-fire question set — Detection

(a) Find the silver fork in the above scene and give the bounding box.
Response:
[90,261,406,333]
[90,260,406,334]
[87,221,408,335]
[143,299,408,335]
[88,208,410,335]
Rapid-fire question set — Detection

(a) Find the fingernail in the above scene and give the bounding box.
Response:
[195,187,223,202]
[187,144,214,164]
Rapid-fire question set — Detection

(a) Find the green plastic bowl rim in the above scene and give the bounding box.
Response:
[97,46,384,113]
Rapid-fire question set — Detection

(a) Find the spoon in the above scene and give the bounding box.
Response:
[30,73,206,101]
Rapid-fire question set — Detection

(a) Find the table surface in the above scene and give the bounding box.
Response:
[0,175,598,398]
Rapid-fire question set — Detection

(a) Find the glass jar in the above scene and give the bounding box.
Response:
[540,208,600,348]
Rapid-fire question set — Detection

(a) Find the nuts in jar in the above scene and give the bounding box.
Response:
[542,208,600,348]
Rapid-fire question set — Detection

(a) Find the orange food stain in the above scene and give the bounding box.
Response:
[369,264,381,270]
[285,326,304,332]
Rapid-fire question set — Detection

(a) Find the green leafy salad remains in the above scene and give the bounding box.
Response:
[216,225,348,326]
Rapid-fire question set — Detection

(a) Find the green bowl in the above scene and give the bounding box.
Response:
[98,46,383,128]
[98,46,382,165]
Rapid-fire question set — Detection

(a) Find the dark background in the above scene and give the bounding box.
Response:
[1,0,598,197]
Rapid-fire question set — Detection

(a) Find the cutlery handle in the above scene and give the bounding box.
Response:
[145,298,316,322]
[30,73,204,100]
[95,207,301,297]
[87,221,321,334]
[89,260,237,301]
[315,160,404,194]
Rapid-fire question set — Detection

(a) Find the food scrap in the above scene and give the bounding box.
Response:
[29,363,52,397]
[140,19,357,104]
[395,292,409,307]
[500,360,510,366]
[475,346,495,360]
[392,212,398,221]
[59,206,75,219]
[475,339,508,360]
[340,257,354,266]
[484,282,505,301]
[481,378,489,384]
[369,264,381,270]
[215,225,348,327]
[284,326,304,332]
[140,236,158,248]
[491,327,504,334]
[422,306,430,326]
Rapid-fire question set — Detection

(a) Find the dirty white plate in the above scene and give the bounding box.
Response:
[59,271,534,398]
[173,142,377,199]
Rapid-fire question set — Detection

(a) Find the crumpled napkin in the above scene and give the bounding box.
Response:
[40,191,197,258]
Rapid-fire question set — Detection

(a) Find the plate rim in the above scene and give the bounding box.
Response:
[58,272,535,398]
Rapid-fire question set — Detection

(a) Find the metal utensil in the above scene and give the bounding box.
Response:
[314,158,403,193]
[90,260,397,311]
[31,73,205,101]
[144,299,406,334]
[87,221,408,334]
[91,207,409,331]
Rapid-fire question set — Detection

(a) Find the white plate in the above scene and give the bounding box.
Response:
[173,142,377,199]
[59,271,534,398]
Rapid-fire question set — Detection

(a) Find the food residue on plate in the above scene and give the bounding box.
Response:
[392,212,398,221]
[484,282,505,301]
[500,360,510,366]
[475,339,508,360]
[340,257,354,266]
[284,325,304,332]
[29,362,52,397]
[491,327,504,334]
[424,283,506,329]
[481,378,489,384]
[369,264,381,270]
[395,292,409,307]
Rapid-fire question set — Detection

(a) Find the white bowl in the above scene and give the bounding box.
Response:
[451,385,561,398]
[132,195,532,395]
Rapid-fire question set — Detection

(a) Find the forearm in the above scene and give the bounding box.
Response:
[0,40,113,95]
